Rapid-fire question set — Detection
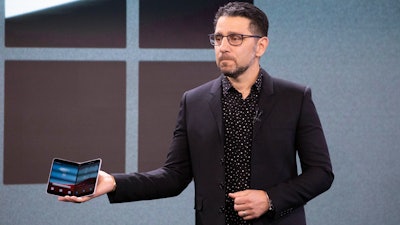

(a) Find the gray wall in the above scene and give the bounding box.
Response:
[1,0,399,224]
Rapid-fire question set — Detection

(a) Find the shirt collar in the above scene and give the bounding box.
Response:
[222,71,263,97]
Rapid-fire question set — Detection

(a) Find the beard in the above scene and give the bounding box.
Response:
[221,65,249,79]
[218,55,250,79]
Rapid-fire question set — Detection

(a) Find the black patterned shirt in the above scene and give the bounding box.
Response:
[221,73,262,225]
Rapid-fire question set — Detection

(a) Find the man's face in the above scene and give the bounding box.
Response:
[213,16,260,78]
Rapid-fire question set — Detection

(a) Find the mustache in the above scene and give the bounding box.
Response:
[218,55,235,61]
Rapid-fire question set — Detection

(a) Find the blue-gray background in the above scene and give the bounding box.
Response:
[1,0,399,224]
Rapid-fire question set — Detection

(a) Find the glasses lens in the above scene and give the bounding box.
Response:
[209,34,226,46]
[227,34,242,46]
[209,34,216,45]
[208,34,247,46]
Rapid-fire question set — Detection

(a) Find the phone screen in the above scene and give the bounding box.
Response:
[46,158,101,197]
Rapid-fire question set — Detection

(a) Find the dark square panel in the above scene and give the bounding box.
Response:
[138,61,220,171]
[139,0,253,48]
[5,0,126,48]
[4,61,126,184]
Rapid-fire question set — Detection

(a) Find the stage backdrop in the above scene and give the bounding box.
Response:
[1,0,399,224]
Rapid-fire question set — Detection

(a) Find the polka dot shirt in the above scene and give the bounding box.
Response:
[221,73,262,225]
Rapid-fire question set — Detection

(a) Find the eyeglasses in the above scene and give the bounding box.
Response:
[208,33,262,46]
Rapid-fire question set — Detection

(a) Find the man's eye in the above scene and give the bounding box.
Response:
[230,35,241,41]
[215,35,223,41]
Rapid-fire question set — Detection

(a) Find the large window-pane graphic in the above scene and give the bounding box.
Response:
[139,0,253,48]
[138,61,220,171]
[5,0,126,48]
[4,61,126,184]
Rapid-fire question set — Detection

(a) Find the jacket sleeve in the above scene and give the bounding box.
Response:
[266,87,334,218]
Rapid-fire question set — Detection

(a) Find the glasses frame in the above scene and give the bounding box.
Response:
[208,33,263,46]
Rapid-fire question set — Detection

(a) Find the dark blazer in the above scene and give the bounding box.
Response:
[108,69,334,225]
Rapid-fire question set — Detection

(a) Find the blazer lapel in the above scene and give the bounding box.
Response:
[205,72,277,142]
[208,76,224,141]
[253,70,277,137]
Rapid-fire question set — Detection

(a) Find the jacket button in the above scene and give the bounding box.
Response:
[219,182,225,190]
[219,206,225,213]
[220,158,225,165]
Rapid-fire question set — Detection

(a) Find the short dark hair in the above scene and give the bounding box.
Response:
[213,2,269,37]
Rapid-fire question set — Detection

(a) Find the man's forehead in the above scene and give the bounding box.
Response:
[215,16,251,33]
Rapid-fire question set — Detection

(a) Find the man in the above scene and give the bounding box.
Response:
[60,2,334,225]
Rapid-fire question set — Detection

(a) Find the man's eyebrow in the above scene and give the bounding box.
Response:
[213,32,241,35]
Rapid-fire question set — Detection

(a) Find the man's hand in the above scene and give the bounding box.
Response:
[58,170,115,203]
[228,189,270,220]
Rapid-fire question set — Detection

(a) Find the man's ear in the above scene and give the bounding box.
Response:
[256,36,269,57]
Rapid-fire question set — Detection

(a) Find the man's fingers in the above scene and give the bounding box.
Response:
[58,195,91,203]
[229,190,249,199]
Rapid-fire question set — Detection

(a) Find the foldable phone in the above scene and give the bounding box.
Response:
[47,158,101,197]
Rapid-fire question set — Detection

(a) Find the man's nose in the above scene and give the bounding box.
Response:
[218,36,230,51]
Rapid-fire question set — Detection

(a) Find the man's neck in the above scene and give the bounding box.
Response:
[227,65,260,99]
